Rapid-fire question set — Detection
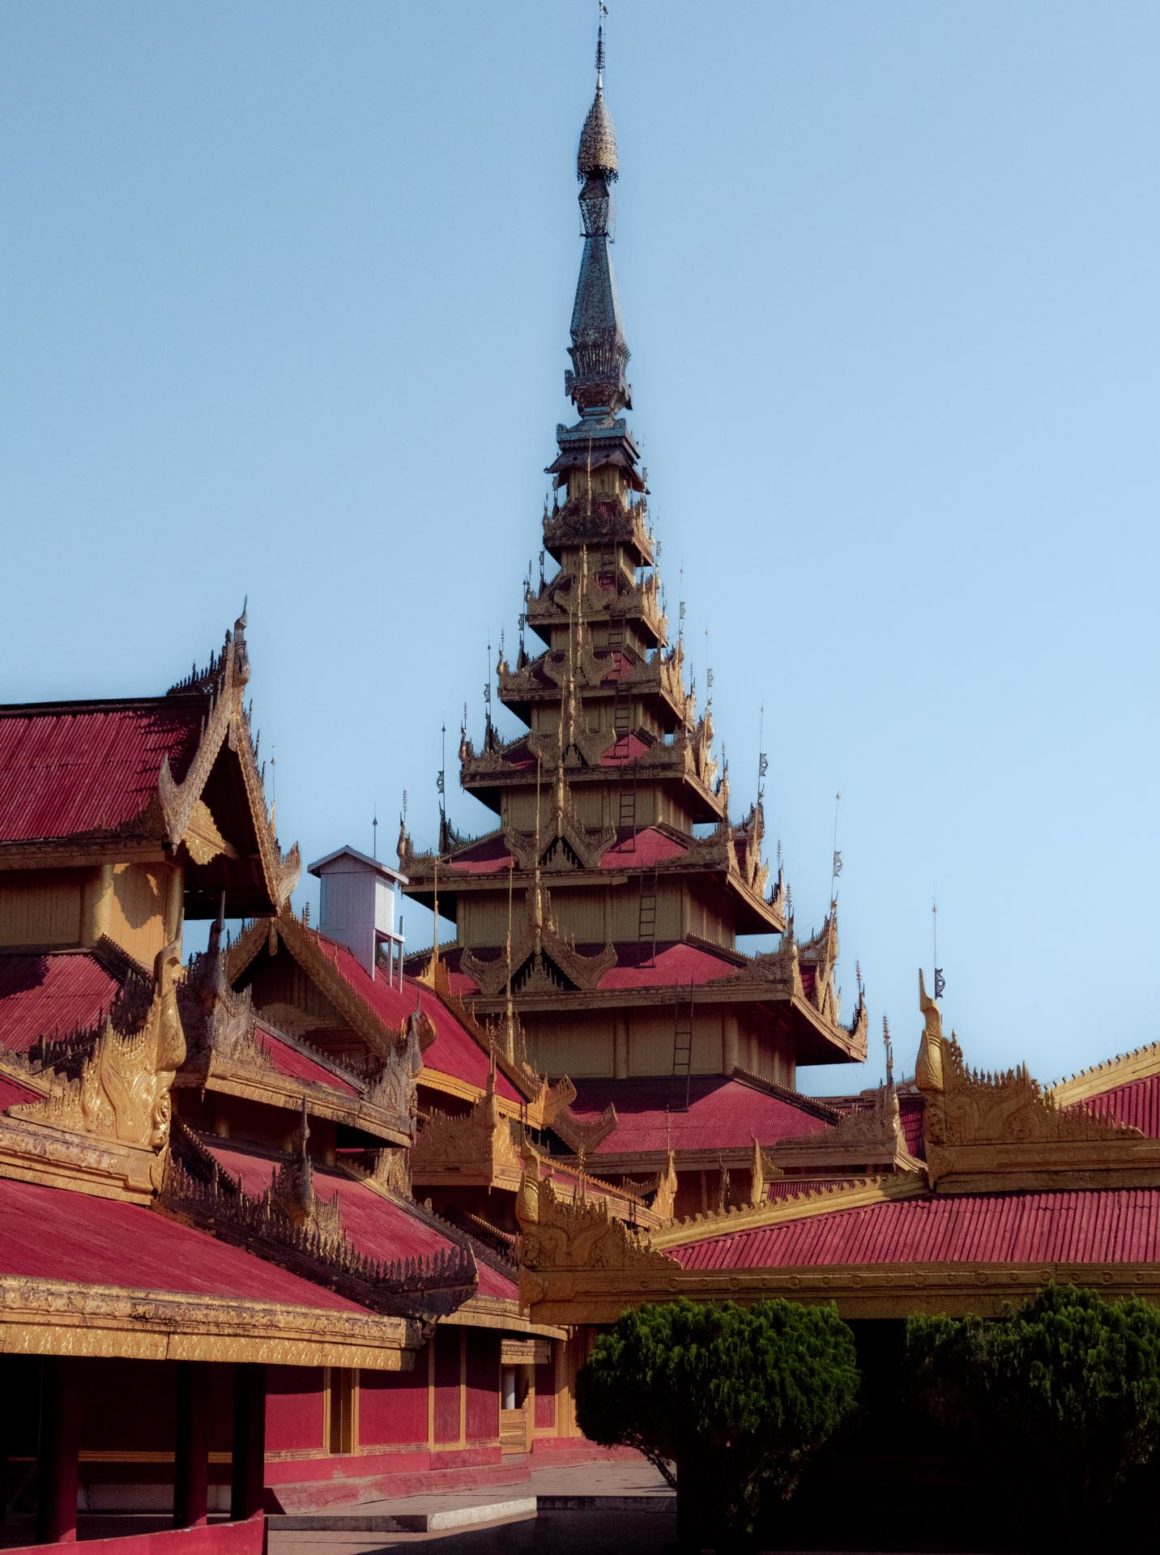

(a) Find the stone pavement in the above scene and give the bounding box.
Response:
[267,1458,675,1553]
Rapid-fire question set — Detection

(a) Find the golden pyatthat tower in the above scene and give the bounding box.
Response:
[401,29,866,1091]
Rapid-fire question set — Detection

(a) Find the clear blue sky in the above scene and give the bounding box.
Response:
[3,2,1157,1094]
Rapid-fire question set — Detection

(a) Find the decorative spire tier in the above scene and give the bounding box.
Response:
[401,31,866,1091]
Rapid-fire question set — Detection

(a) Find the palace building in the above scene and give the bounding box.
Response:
[2,24,1158,1555]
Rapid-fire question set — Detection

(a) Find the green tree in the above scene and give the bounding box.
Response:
[575,1297,859,1551]
[907,1284,1160,1553]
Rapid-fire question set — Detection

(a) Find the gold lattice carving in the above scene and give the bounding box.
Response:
[411,1070,523,1188]
[515,1139,674,1274]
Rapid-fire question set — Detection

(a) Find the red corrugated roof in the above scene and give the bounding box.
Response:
[447,834,514,876]
[204,1141,516,1301]
[597,940,747,991]
[1079,1075,1160,1138]
[0,1071,40,1111]
[0,1174,364,1309]
[670,1188,1160,1271]
[307,933,520,1103]
[253,1022,360,1096]
[569,1074,835,1155]
[600,827,689,870]
[600,733,650,767]
[0,952,122,1053]
[0,700,203,842]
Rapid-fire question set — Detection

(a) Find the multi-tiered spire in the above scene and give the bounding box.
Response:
[401,30,866,1090]
[567,27,630,418]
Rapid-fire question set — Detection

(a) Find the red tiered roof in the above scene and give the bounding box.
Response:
[569,1074,835,1155]
[0,952,122,1053]
[0,1174,365,1309]
[599,827,688,869]
[599,733,651,767]
[669,1188,1160,1271]
[204,1140,517,1301]
[447,834,514,876]
[0,700,203,842]
[306,932,521,1102]
[597,940,747,990]
[253,1022,359,1096]
[1075,1075,1160,1139]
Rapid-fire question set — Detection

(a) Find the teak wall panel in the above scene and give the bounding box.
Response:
[628,1009,723,1077]
[0,870,86,948]
[106,864,168,967]
[533,1021,613,1079]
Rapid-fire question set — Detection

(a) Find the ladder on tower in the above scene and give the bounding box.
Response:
[671,985,695,1110]
[637,865,658,963]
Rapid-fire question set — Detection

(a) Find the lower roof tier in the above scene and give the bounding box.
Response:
[406,938,867,1068]
[404,821,783,936]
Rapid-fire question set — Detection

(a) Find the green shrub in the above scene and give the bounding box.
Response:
[907,1284,1160,1552]
[576,1297,858,1550]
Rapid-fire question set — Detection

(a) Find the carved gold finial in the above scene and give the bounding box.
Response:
[653,1147,679,1221]
[915,968,944,1093]
[749,1136,766,1207]
[516,1128,541,1227]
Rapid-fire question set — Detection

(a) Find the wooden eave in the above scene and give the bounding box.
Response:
[520,1256,1160,1326]
[0,836,170,872]
[181,1065,413,1149]
[462,980,867,1065]
[0,1113,158,1205]
[1052,1040,1160,1108]
[0,1274,417,1370]
[459,757,724,824]
[406,857,784,936]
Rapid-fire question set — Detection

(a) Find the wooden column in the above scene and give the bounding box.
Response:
[36,1356,79,1546]
[230,1363,267,1523]
[174,1361,210,1528]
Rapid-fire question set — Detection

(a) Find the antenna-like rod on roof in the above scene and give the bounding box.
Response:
[372,806,378,861]
[757,705,768,806]
[932,897,945,1000]
[883,1014,894,1089]
[596,4,607,91]
[830,790,843,904]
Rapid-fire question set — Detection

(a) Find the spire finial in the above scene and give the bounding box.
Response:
[596,16,606,93]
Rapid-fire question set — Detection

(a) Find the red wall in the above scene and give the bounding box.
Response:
[5,1512,264,1555]
[534,1349,557,1431]
[358,1348,429,1448]
[265,1366,325,1454]
[465,1331,499,1443]
[432,1328,461,1444]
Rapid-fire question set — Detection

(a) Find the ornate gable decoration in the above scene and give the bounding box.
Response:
[411,1069,524,1190]
[162,614,300,909]
[460,879,616,998]
[914,971,1158,1191]
[12,941,187,1156]
[515,1138,674,1276]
